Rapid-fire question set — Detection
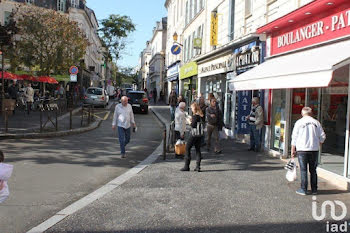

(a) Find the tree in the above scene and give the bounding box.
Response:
[11,5,89,75]
[116,67,139,87]
[99,14,135,62]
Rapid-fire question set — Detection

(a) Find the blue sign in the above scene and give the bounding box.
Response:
[236,91,252,134]
[171,44,181,55]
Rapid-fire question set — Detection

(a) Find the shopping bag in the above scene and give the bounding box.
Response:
[284,159,295,171]
[175,140,186,155]
[219,128,228,140]
[286,161,297,182]
[0,163,13,181]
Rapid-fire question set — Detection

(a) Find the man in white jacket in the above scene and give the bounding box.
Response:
[291,107,326,196]
[112,96,136,158]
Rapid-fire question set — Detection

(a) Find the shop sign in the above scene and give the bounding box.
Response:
[270,6,350,55]
[198,54,235,78]
[235,47,260,72]
[167,63,179,81]
[210,12,218,46]
[236,91,252,134]
[180,62,198,80]
[194,38,202,49]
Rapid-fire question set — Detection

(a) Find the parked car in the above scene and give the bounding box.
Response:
[127,91,148,114]
[84,87,109,107]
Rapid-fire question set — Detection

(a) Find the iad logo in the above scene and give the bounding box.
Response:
[312,196,348,232]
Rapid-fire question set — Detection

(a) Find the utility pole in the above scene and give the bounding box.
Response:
[1,46,4,113]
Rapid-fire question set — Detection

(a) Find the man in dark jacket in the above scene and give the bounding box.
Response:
[169,90,177,121]
[206,98,223,153]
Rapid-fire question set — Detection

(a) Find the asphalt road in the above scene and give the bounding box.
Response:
[0,103,163,233]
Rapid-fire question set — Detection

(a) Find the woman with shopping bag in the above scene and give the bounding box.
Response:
[174,102,187,158]
[181,102,204,172]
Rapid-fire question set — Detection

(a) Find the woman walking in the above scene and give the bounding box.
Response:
[181,102,204,172]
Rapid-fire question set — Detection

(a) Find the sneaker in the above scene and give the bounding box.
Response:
[296,189,307,196]
[121,154,126,158]
[311,191,318,195]
[215,150,222,154]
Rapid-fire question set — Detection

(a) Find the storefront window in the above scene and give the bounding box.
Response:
[319,67,349,176]
[271,89,286,153]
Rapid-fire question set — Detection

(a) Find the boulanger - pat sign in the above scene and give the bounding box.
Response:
[180,62,198,80]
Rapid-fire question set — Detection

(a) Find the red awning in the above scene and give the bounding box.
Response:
[257,0,349,34]
[37,76,58,84]
[0,72,23,80]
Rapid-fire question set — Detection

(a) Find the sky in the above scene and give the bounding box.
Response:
[87,0,167,69]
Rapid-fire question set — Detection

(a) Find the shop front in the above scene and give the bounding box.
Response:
[197,52,235,113]
[230,0,350,180]
[167,61,180,95]
[226,40,263,138]
[179,61,198,107]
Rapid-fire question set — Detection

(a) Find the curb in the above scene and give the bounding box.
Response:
[26,118,164,233]
[0,119,102,140]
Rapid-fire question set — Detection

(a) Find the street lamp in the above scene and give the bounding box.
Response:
[172,32,183,47]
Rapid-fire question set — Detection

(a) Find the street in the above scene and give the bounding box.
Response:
[0,103,163,233]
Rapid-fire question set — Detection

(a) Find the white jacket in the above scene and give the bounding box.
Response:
[112,103,135,129]
[175,107,187,136]
[291,116,326,152]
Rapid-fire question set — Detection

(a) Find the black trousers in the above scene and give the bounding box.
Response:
[185,135,202,163]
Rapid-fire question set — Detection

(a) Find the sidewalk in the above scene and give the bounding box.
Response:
[42,105,350,233]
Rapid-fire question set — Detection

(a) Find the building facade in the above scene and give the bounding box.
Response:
[0,0,106,87]
[148,17,167,101]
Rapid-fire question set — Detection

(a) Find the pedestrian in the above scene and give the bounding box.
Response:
[247,97,264,152]
[206,98,223,154]
[169,90,178,121]
[24,83,34,115]
[0,150,13,203]
[58,84,65,98]
[181,102,204,172]
[153,88,157,104]
[7,81,18,115]
[178,95,186,104]
[174,102,187,158]
[198,95,207,147]
[160,90,164,102]
[291,107,326,196]
[112,96,137,158]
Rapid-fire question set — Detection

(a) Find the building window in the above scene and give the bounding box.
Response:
[229,0,235,40]
[184,38,187,61]
[71,0,79,8]
[25,0,35,4]
[190,0,193,20]
[194,0,197,15]
[199,0,203,10]
[245,0,252,18]
[185,1,189,25]
[57,0,66,12]
[177,0,180,22]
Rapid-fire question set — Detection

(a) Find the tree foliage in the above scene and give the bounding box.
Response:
[99,14,135,61]
[116,67,138,87]
[11,5,89,75]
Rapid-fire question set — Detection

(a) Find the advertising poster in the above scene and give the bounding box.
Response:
[237,91,252,134]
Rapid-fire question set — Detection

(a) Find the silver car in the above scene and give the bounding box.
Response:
[83,87,109,107]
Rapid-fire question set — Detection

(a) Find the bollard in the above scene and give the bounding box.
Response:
[88,106,91,125]
[81,105,84,127]
[4,109,8,133]
[70,108,73,130]
[163,129,166,160]
[55,109,58,131]
[40,110,43,133]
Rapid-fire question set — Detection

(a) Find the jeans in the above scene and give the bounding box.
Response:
[118,127,131,155]
[170,106,176,121]
[207,124,220,151]
[298,151,318,192]
[249,124,261,151]
[186,135,202,163]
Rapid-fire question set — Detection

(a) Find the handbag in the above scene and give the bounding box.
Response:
[285,159,297,182]
[191,121,204,137]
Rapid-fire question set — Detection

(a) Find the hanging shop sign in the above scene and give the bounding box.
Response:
[193,38,203,49]
[167,63,180,82]
[180,62,198,80]
[236,90,252,134]
[198,53,235,78]
[210,12,218,46]
[235,46,260,72]
[262,4,350,56]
